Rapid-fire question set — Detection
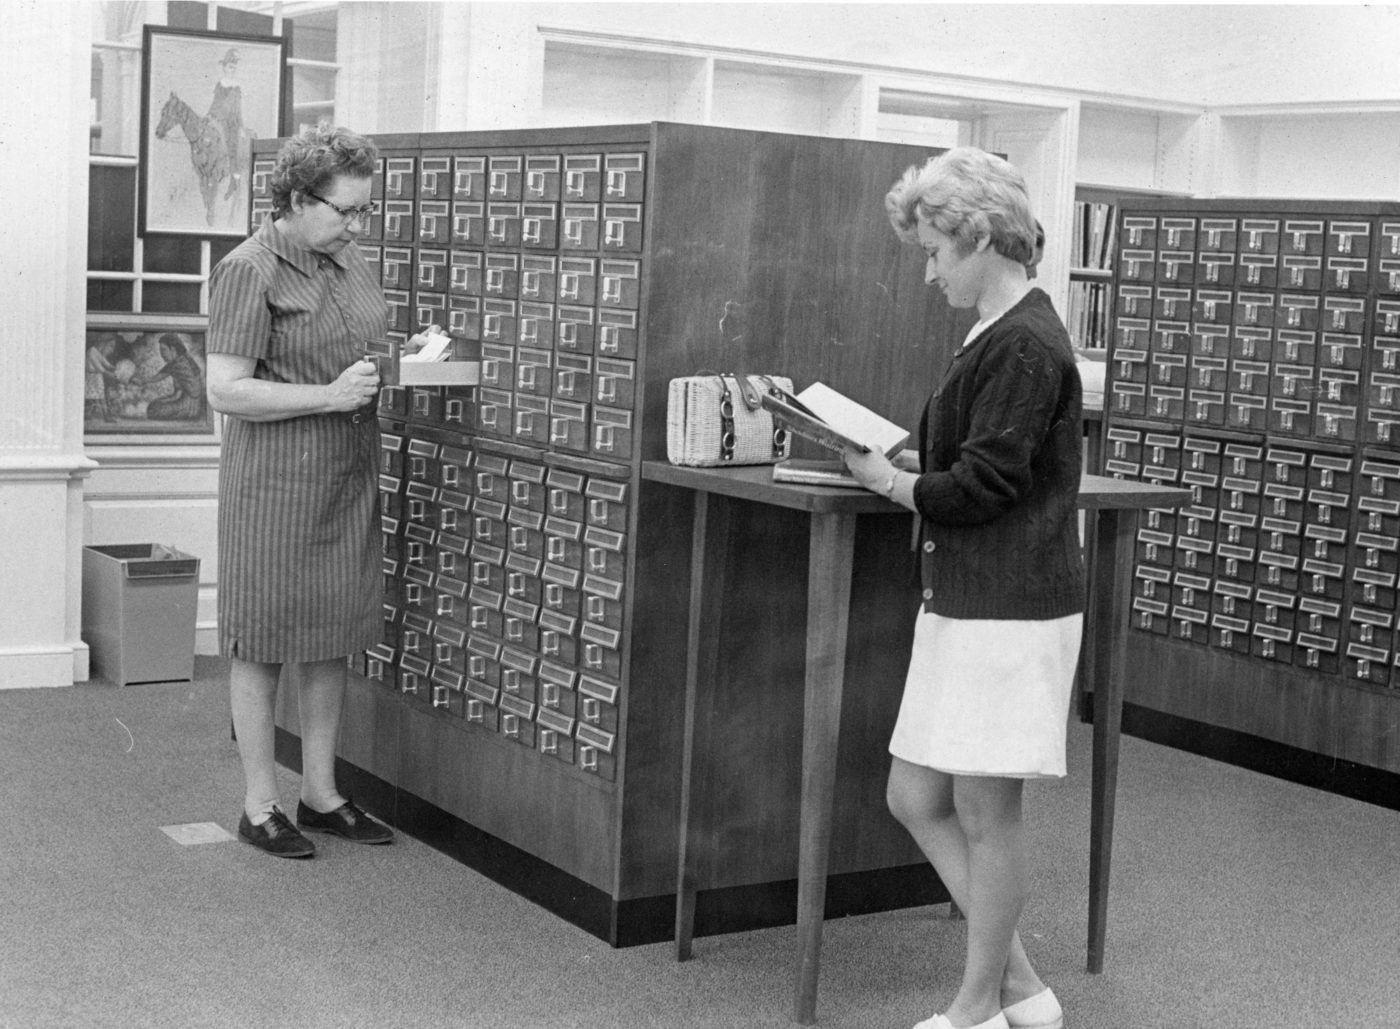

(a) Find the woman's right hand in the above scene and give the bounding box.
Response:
[327,358,381,412]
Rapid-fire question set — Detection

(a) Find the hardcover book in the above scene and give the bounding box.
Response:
[771,458,864,488]
[761,382,909,457]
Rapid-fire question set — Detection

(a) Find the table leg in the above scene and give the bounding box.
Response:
[675,491,732,961]
[1087,507,1133,974]
[793,510,857,1025]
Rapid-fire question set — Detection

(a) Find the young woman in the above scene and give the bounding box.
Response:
[844,147,1083,1029]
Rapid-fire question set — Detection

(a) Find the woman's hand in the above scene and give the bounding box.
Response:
[327,358,381,412]
[404,323,443,355]
[842,446,895,495]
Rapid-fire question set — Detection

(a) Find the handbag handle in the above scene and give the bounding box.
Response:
[716,302,764,412]
[696,368,773,411]
[693,369,789,463]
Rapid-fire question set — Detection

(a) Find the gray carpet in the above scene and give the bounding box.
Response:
[1,656,1396,1029]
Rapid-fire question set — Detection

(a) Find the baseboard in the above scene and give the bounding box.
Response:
[274,726,949,946]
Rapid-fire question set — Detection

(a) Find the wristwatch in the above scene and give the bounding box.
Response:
[882,470,899,498]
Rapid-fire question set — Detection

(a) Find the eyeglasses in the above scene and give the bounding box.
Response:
[305,189,375,223]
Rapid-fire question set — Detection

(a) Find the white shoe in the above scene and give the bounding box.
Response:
[913,1012,1011,1029]
[1002,988,1064,1029]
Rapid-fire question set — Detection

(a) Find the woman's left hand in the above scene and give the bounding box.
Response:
[843,446,894,495]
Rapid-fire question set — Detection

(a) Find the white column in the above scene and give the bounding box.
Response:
[0,1,97,687]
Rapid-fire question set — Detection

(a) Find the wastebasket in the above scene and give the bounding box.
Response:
[82,544,200,686]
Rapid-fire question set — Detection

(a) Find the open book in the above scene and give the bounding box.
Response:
[762,382,909,457]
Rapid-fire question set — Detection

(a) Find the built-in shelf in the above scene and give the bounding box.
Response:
[1077,182,1194,200]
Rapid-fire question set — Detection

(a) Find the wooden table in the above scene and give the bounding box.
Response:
[643,461,1189,1024]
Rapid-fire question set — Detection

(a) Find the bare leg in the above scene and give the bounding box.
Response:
[296,657,349,813]
[229,657,283,821]
[888,758,1046,1019]
[949,774,1029,1024]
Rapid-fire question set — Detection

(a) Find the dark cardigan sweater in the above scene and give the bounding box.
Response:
[910,287,1086,620]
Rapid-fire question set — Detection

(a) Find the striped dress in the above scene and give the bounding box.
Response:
[208,217,388,663]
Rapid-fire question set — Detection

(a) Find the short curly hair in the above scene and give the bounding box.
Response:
[885,147,1037,266]
[269,124,379,219]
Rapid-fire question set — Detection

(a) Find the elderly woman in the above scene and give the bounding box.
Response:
[844,148,1083,1029]
[207,125,392,858]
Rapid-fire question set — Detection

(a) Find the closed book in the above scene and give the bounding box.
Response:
[771,458,864,488]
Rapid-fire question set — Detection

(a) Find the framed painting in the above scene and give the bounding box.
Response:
[84,314,218,443]
[140,26,286,237]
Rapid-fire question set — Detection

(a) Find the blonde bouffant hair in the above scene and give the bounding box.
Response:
[885,147,1038,266]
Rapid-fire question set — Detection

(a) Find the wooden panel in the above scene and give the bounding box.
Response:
[617,124,966,900]
[396,694,620,892]
[638,123,971,459]
[1123,629,1399,772]
[621,490,926,898]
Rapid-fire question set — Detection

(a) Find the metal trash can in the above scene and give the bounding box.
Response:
[81,544,200,686]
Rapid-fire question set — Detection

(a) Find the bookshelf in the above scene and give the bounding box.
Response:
[1068,192,1119,352]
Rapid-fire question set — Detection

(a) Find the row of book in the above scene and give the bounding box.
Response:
[1067,278,1111,351]
[1073,199,1118,272]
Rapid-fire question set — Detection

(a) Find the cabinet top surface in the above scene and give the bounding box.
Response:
[1116,197,1400,216]
[642,462,1189,513]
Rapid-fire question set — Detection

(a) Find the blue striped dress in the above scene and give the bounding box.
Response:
[208,217,387,663]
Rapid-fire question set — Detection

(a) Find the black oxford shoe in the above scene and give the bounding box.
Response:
[238,807,316,859]
[296,799,394,845]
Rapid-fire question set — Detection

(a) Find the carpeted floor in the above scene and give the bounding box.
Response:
[0,656,1396,1029]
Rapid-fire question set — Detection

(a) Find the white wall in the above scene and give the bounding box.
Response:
[1213,112,1400,199]
[448,3,1400,109]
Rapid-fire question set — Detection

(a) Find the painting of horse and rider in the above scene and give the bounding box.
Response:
[141,27,286,237]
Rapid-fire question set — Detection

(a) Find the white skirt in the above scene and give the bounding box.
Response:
[889,610,1084,778]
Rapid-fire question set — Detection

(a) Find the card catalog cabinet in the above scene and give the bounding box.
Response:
[1102,197,1400,776]
[255,124,965,944]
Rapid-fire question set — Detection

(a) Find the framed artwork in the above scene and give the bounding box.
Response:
[140,26,286,237]
[84,314,218,443]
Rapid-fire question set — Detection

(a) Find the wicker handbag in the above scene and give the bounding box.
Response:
[666,372,794,467]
